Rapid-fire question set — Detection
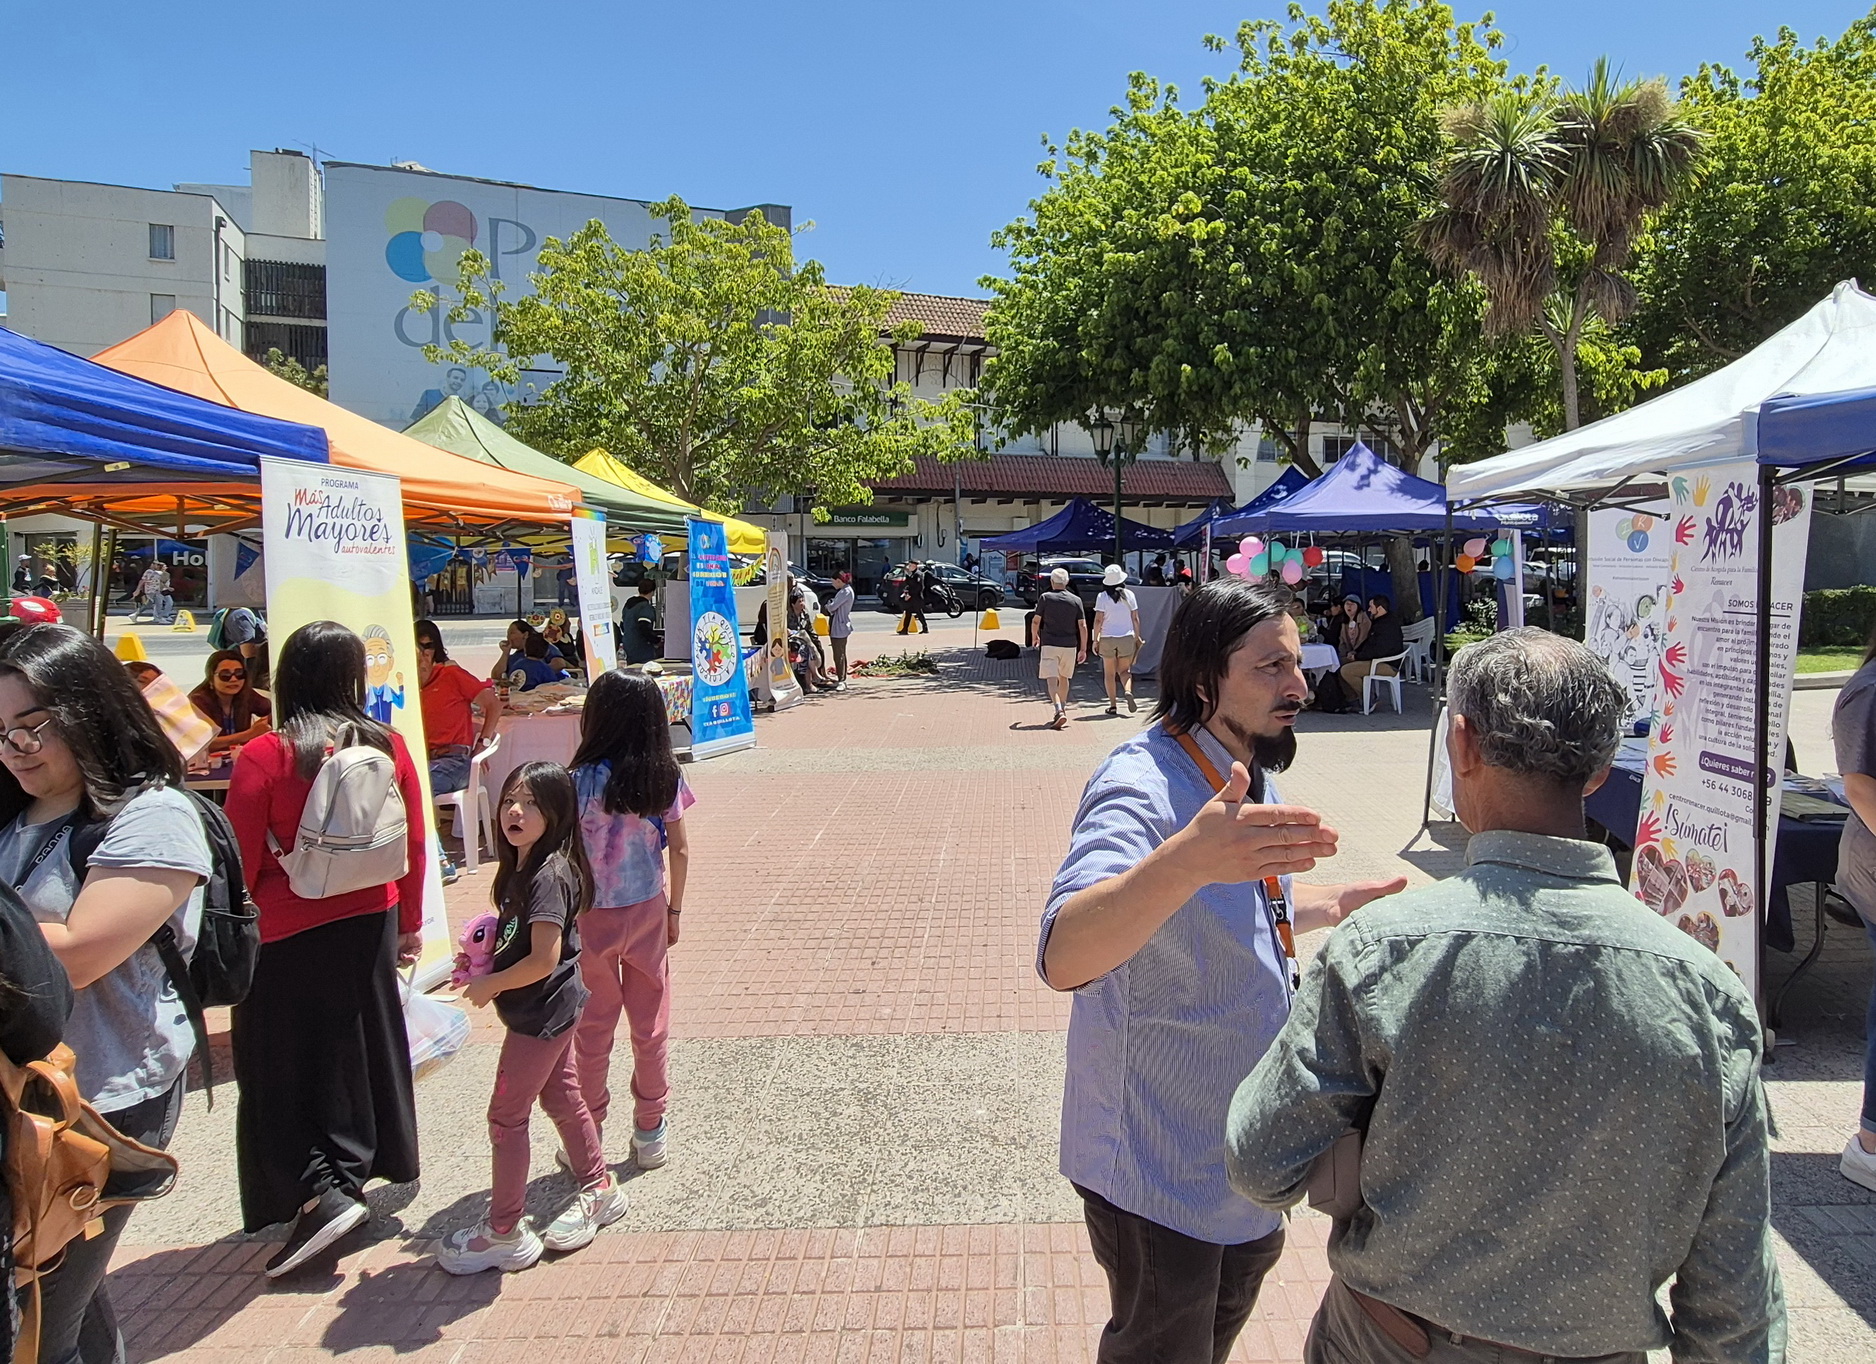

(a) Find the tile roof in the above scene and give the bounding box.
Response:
[828,288,989,342]
[870,454,1232,502]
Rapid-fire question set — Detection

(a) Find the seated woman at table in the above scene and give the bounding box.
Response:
[188,649,272,754]
[506,632,574,692]
[489,619,561,684]
[414,620,501,798]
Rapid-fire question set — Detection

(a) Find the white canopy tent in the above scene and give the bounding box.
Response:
[1450,280,1876,500]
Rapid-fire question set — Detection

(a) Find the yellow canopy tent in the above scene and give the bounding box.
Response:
[94,312,579,530]
[573,449,767,555]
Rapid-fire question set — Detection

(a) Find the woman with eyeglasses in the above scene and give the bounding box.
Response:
[187,649,272,755]
[226,621,426,1278]
[0,624,211,1362]
[414,621,501,801]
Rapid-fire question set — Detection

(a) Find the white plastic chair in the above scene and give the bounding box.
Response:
[1399,618,1436,683]
[1361,651,1411,715]
[435,737,500,874]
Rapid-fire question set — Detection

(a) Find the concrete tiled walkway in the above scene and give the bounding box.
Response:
[106,620,1874,1360]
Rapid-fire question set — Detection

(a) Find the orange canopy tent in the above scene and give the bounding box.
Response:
[82,312,578,531]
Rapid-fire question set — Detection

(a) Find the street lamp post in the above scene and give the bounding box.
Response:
[1090,412,1118,565]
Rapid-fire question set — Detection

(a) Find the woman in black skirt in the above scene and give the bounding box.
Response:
[226,621,429,1277]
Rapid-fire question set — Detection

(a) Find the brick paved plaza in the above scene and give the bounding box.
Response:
[103,618,1874,1361]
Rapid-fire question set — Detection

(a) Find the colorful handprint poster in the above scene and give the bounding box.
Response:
[1629,463,1812,1002]
[1586,502,1673,732]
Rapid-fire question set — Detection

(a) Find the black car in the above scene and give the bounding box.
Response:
[878,562,1007,614]
[1016,556,1142,606]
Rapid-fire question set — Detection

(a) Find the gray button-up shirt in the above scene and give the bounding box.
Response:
[1226,830,1784,1363]
[1042,723,1291,1245]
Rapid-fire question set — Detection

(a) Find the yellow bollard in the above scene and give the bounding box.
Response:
[114,633,148,662]
[170,610,197,632]
[979,608,1001,631]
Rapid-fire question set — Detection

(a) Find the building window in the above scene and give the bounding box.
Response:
[244,320,327,370]
[150,294,175,325]
[1323,434,1399,464]
[148,224,174,260]
[242,260,327,319]
[1256,437,1283,463]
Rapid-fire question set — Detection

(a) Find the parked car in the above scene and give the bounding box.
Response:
[878,562,1006,613]
[1016,556,1141,607]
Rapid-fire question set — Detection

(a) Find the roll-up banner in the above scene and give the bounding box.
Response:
[686,518,757,759]
[570,507,617,675]
[757,529,803,710]
[1630,467,1813,1004]
[258,458,453,989]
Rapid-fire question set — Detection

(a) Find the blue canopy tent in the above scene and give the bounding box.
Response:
[0,324,329,630]
[1173,466,1311,548]
[0,325,328,493]
[979,497,1175,555]
[1214,443,1504,536]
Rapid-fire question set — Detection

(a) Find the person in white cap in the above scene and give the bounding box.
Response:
[1031,567,1088,729]
[1093,565,1142,716]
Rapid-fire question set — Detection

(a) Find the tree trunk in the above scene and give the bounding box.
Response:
[1289,408,1321,478]
[1385,535,1424,624]
[1559,343,1581,432]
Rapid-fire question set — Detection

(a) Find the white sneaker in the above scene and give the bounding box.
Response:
[435,1220,543,1275]
[632,1123,668,1169]
[1841,1135,1876,1192]
[541,1178,629,1252]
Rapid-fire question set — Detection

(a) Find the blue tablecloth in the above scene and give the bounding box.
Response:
[1585,758,1843,954]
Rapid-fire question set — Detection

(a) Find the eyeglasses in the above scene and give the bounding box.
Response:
[0,717,56,757]
[215,670,247,682]
[418,641,439,652]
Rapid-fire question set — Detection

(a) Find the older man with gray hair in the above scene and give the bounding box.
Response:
[1225,629,1784,1363]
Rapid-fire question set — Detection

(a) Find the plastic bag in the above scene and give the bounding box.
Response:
[401,974,470,1082]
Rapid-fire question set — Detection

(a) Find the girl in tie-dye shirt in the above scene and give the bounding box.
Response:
[567,671,693,1171]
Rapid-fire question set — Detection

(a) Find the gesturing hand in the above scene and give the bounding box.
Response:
[1291,877,1410,933]
[1169,760,1339,887]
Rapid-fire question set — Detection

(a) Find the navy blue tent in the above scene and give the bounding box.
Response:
[1173,467,1311,547]
[979,497,1175,553]
[0,325,328,488]
[1216,443,1514,535]
[1756,385,1876,469]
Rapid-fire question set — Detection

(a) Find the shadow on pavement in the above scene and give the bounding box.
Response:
[1770,1150,1876,1330]
[323,1257,501,1354]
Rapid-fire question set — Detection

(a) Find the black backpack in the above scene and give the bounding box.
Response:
[69,789,261,1105]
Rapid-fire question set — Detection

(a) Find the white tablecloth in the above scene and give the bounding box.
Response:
[487,712,583,802]
[1301,643,1340,676]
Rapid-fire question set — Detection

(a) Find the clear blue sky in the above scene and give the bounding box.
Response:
[4,1,1867,298]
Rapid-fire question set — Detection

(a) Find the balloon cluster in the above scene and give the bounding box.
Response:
[1224,536,1322,585]
[1455,535,1519,581]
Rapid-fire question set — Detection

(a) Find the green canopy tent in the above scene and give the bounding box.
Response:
[405,397,692,538]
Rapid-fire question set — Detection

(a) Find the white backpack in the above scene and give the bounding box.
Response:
[269,745,409,899]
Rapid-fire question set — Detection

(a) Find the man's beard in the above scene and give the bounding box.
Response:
[1221,715,1298,775]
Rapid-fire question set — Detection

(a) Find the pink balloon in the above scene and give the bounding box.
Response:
[1238,538,1258,557]
[1464,537,1488,557]
[1226,553,1248,575]
[1280,559,1304,585]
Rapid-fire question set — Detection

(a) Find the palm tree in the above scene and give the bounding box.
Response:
[1419,60,1704,428]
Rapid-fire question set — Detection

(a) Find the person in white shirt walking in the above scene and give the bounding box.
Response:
[1093,565,1142,716]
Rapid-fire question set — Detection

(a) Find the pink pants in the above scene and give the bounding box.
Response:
[573,892,670,1134]
[488,1028,605,1234]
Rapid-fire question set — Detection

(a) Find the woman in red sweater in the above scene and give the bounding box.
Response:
[226,620,428,1278]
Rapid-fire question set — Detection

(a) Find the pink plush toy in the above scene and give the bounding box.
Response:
[451,912,500,987]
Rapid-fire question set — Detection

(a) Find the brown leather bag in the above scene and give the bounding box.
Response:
[4,1043,179,1364]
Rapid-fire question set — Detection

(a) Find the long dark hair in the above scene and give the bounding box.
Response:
[491,761,595,916]
[569,670,680,817]
[188,649,265,730]
[272,621,393,779]
[0,624,184,826]
[413,619,450,663]
[1152,577,1291,738]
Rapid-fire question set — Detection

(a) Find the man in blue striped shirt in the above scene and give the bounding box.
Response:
[1040,578,1406,1364]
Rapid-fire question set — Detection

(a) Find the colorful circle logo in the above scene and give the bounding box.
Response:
[384,198,478,283]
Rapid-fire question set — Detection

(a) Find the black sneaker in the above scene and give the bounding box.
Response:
[265,1188,369,1278]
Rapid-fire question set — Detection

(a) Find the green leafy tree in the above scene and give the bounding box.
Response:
[1419,61,1704,428]
[261,348,328,398]
[1629,12,1876,380]
[984,1,1528,478]
[412,199,977,515]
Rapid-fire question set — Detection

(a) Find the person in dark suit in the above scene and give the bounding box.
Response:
[897,562,929,635]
